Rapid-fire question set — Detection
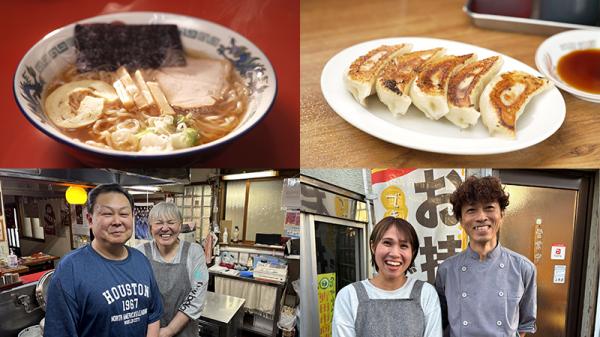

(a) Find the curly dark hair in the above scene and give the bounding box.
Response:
[370,217,419,274]
[451,176,509,222]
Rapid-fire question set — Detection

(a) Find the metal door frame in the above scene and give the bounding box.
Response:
[497,169,596,337]
[300,213,368,337]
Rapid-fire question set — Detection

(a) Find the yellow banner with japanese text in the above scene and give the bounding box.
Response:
[317,273,336,337]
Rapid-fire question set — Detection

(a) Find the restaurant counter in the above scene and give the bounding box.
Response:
[20,255,59,273]
[0,254,59,277]
[0,265,29,275]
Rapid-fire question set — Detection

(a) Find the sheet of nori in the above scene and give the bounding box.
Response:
[75,23,186,72]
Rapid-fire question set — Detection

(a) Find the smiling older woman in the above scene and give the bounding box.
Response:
[136,202,209,337]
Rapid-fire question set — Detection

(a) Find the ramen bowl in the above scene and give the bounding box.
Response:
[13,12,277,164]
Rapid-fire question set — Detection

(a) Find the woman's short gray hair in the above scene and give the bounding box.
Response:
[148,202,183,225]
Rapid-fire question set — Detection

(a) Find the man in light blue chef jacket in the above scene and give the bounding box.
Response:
[435,176,537,337]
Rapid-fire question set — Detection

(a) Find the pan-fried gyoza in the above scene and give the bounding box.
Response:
[345,44,552,137]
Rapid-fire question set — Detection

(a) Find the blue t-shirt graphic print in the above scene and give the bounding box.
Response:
[44,245,163,337]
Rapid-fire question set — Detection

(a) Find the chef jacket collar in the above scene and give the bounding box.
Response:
[465,242,502,261]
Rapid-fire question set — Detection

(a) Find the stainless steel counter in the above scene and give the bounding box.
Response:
[201,292,245,323]
[210,273,286,337]
[198,292,246,337]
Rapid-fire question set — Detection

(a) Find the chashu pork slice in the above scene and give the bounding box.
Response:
[410,53,477,120]
[480,71,552,138]
[155,58,232,111]
[445,56,503,128]
[345,44,412,106]
[375,48,445,116]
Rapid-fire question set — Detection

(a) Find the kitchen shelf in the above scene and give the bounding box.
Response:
[174,184,212,240]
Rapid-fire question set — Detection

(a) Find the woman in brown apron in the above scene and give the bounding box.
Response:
[136,202,209,337]
[332,217,443,337]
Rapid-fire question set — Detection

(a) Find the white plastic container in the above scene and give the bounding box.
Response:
[222,228,228,244]
[7,250,18,268]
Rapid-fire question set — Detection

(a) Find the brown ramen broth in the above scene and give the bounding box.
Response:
[43,53,249,152]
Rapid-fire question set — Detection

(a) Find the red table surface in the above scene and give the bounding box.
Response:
[0,0,299,168]
[20,270,51,284]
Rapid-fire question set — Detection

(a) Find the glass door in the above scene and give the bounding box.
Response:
[314,220,363,293]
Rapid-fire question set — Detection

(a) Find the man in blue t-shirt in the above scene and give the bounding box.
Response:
[44,184,163,337]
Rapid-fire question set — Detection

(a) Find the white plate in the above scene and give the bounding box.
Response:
[321,37,566,155]
[535,29,600,103]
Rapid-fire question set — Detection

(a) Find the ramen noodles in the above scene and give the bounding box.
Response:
[42,24,249,153]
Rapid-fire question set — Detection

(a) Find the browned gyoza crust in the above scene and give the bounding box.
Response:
[416,54,475,95]
[448,56,501,107]
[378,48,444,95]
[348,44,409,81]
[489,71,548,130]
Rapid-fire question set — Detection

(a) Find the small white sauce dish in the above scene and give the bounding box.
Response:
[535,29,600,103]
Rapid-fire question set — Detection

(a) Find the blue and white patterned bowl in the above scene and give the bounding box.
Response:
[13,12,277,162]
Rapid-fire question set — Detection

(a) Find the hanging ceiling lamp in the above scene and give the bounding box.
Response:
[65,186,87,205]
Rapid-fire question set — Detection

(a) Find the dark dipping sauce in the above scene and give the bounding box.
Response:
[556,49,600,94]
